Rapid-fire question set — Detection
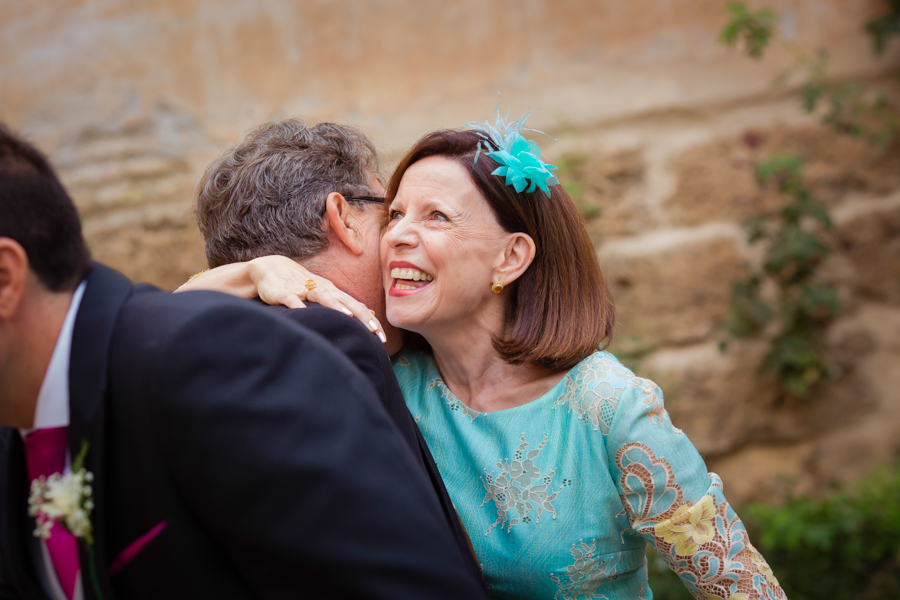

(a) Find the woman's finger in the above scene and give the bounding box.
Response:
[250,255,318,305]
[257,280,307,309]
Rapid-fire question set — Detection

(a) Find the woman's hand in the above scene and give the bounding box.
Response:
[176,255,386,342]
[249,256,386,342]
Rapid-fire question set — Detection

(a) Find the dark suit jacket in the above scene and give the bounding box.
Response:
[0,263,489,600]
[264,304,483,584]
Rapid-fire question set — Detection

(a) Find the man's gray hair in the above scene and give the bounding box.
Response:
[194,119,381,268]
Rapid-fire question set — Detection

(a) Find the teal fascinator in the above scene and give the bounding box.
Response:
[466,108,560,198]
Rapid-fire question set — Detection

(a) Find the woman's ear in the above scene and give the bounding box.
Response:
[323,193,364,255]
[495,233,536,286]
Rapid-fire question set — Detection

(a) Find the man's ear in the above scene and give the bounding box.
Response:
[323,193,365,256]
[494,233,536,286]
[0,238,29,320]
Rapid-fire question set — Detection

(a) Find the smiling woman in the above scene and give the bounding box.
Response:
[377,127,787,600]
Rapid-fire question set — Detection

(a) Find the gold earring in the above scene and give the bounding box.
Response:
[492,281,504,294]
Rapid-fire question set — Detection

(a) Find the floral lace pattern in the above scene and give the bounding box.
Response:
[550,539,641,600]
[427,377,481,421]
[553,368,620,433]
[480,433,569,535]
[554,354,682,435]
[640,382,683,434]
[616,443,786,600]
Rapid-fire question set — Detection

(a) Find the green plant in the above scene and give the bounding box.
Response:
[721,1,900,147]
[719,2,777,59]
[718,1,900,395]
[866,0,900,55]
[744,465,900,600]
[724,155,840,397]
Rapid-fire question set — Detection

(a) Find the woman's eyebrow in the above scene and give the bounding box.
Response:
[421,196,458,212]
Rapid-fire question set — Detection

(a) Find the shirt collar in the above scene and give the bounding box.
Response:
[20,280,87,438]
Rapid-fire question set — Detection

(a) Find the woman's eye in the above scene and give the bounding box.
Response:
[431,211,448,221]
[388,210,403,220]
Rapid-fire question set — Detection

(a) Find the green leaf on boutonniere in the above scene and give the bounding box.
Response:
[73,439,89,472]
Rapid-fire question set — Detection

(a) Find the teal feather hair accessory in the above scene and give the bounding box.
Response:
[466,107,559,198]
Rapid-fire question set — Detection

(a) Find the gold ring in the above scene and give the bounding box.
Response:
[305,279,317,291]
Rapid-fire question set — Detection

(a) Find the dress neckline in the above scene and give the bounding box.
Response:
[424,350,604,417]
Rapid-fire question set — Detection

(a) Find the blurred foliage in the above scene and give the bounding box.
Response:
[745,464,900,600]
[866,0,900,55]
[724,155,840,397]
[556,152,601,219]
[721,0,900,147]
[719,2,777,59]
[718,1,900,396]
[650,464,900,600]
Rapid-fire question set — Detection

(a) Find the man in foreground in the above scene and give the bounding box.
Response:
[183,119,484,583]
[0,123,488,599]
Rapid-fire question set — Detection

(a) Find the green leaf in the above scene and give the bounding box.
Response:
[801,82,824,113]
[718,2,777,59]
[865,8,900,55]
[72,440,90,473]
[756,154,803,184]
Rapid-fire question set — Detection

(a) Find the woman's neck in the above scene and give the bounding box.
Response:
[423,319,567,414]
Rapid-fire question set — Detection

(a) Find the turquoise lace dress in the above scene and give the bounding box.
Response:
[392,348,786,600]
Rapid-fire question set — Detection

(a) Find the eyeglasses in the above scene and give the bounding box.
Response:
[344,195,385,204]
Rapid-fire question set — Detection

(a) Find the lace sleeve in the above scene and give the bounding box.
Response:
[607,379,788,600]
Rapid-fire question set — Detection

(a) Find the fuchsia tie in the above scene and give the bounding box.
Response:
[24,426,80,600]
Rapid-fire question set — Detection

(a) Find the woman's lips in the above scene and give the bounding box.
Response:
[388,261,434,296]
[389,277,433,296]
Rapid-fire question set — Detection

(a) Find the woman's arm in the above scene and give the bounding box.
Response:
[176,255,385,341]
[605,370,787,600]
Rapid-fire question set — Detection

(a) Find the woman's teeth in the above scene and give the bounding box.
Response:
[390,267,434,282]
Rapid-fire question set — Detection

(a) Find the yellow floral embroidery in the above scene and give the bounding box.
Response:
[654,495,716,556]
[706,593,749,600]
[749,543,779,585]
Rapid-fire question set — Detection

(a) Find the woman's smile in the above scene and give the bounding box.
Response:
[389,261,434,295]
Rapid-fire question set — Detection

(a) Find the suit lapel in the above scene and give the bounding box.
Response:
[0,429,52,599]
[67,263,134,600]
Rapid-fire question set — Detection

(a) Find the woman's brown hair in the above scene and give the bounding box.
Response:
[386,129,616,371]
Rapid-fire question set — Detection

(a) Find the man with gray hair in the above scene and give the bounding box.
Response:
[190,119,396,346]
[183,119,486,588]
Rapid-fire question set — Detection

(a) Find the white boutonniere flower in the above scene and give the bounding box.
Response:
[28,467,95,542]
[27,440,106,599]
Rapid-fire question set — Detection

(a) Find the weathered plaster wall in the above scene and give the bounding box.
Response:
[550,107,900,503]
[2,0,899,504]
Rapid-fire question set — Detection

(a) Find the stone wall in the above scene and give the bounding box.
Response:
[2,0,899,505]
[551,101,900,503]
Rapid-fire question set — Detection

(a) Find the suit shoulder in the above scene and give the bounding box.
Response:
[272,303,371,335]
[268,304,385,354]
[114,288,326,363]
[124,288,274,328]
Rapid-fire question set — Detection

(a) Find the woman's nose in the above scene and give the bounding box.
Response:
[384,216,417,248]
